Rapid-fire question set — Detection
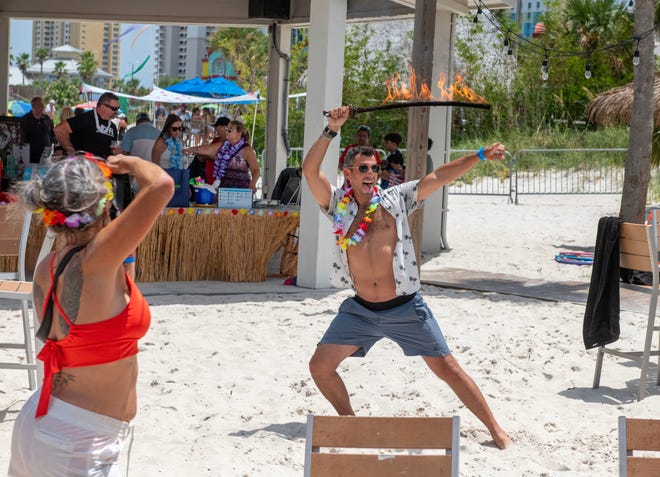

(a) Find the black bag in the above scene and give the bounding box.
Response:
[164,168,190,207]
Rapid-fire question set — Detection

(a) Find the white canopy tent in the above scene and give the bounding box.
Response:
[80,83,261,104]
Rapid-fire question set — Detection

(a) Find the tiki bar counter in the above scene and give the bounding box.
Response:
[1,206,300,283]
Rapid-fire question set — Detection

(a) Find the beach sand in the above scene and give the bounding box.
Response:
[1,193,658,476]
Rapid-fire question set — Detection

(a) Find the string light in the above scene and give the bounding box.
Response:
[470,0,655,77]
[627,0,634,14]
[472,7,482,24]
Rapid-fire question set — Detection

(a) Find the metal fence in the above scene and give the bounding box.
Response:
[447,149,515,201]
[279,147,628,205]
[512,148,626,204]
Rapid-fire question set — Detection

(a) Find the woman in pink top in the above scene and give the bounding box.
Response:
[8,153,173,477]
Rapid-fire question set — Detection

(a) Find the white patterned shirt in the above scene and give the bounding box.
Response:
[322,180,423,294]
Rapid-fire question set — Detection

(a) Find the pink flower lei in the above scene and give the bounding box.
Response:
[333,187,380,250]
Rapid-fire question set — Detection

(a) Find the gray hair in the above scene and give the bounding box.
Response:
[344,146,375,169]
[18,156,110,232]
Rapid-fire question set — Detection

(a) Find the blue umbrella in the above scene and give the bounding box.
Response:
[165,77,246,98]
[8,100,31,117]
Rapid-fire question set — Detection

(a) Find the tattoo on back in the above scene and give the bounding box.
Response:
[59,253,83,330]
[33,283,45,323]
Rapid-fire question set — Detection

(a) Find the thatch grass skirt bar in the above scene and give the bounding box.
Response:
[135,208,300,282]
[0,208,300,283]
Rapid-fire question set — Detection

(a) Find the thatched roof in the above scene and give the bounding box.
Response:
[585,74,660,127]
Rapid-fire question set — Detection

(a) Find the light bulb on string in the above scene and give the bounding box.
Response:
[584,63,592,79]
[627,0,634,14]
[541,65,549,81]
[540,57,548,73]
[507,46,513,56]
[503,37,509,47]
[473,7,482,24]
[633,43,640,66]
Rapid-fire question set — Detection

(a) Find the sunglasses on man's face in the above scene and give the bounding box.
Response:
[352,164,380,174]
[170,126,184,131]
[103,104,120,112]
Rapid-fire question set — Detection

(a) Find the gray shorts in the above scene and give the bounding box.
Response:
[319,292,451,358]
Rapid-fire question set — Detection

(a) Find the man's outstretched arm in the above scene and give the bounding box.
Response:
[417,142,506,201]
[301,106,351,211]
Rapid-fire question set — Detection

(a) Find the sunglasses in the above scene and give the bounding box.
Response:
[352,164,380,174]
[170,126,184,131]
[103,104,120,112]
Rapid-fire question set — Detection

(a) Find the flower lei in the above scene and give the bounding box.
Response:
[213,138,246,181]
[34,152,114,229]
[333,187,380,250]
[164,136,184,169]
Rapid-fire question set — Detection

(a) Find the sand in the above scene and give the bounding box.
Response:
[1,193,658,476]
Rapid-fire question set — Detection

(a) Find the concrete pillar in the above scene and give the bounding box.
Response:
[422,9,455,253]
[0,17,10,115]
[263,23,292,201]
[297,0,347,289]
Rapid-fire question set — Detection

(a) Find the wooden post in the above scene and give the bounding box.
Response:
[406,0,436,263]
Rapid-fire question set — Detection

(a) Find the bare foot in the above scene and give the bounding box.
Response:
[492,429,513,449]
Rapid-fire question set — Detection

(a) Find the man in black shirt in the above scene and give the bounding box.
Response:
[21,97,54,164]
[55,92,119,159]
[54,92,133,212]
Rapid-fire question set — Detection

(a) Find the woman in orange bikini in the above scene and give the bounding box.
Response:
[8,152,173,476]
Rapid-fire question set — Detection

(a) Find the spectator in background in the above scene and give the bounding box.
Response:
[154,102,166,121]
[187,116,230,184]
[338,125,381,170]
[380,132,405,189]
[54,92,134,215]
[44,99,56,120]
[121,112,160,162]
[426,138,434,174]
[189,106,204,146]
[338,125,381,190]
[186,120,259,193]
[58,107,74,125]
[21,97,55,164]
[116,113,128,141]
[151,114,185,169]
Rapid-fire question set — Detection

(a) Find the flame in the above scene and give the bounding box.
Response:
[382,67,487,104]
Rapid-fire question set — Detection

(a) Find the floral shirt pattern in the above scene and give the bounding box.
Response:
[322,180,423,295]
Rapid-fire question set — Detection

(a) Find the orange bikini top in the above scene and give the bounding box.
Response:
[35,249,151,418]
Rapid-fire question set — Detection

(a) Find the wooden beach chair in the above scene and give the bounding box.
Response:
[618,416,660,476]
[593,214,660,401]
[303,414,460,477]
[0,207,56,389]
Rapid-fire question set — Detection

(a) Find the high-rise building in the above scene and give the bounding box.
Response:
[511,0,546,39]
[32,20,121,79]
[154,25,217,82]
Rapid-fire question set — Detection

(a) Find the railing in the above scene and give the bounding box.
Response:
[512,148,626,204]
[447,149,515,202]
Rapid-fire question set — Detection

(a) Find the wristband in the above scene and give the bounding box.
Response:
[477,147,486,161]
[321,126,338,139]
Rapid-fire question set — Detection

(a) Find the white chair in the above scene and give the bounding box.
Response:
[304,414,460,477]
[593,212,660,401]
[0,207,56,389]
[618,416,660,476]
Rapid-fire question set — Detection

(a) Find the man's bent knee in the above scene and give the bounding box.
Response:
[309,344,358,376]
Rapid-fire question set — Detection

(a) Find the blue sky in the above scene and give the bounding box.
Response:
[9,20,155,87]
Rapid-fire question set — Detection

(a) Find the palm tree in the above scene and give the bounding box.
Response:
[77,51,97,85]
[14,53,31,85]
[35,47,49,81]
[53,61,68,80]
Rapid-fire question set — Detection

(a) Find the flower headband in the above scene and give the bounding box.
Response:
[34,152,115,229]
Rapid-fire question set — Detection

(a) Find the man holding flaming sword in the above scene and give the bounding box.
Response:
[302,105,511,450]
